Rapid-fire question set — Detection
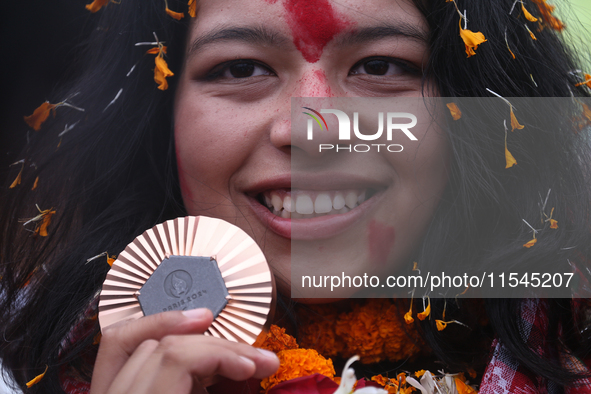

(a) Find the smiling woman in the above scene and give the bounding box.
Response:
[1,0,591,393]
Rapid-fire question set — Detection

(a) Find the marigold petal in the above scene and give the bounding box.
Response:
[9,163,23,189]
[32,176,39,191]
[522,3,539,22]
[404,310,414,324]
[26,365,48,388]
[510,107,525,131]
[107,255,116,266]
[85,0,109,13]
[188,0,196,17]
[455,377,478,394]
[417,300,430,321]
[154,56,174,90]
[24,102,56,131]
[436,320,447,331]
[459,20,487,58]
[446,102,462,120]
[550,219,558,229]
[165,7,185,20]
[523,238,537,248]
[34,209,56,237]
[505,143,517,169]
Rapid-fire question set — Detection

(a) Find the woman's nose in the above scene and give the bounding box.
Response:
[270,68,342,156]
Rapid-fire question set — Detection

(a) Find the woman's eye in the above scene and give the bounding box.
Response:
[221,61,273,79]
[349,58,417,76]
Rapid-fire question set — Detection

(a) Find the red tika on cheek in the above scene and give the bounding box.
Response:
[282,0,352,63]
[367,219,396,266]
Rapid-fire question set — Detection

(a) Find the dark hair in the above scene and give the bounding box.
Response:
[1,0,590,392]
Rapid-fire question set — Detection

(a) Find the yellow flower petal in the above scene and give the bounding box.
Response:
[107,255,116,266]
[447,102,462,120]
[522,3,538,22]
[459,20,487,58]
[523,238,537,248]
[575,73,591,88]
[455,377,478,394]
[505,140,517,169]
[154,56,174,90]
[165,7,184,20]
[85,0,109,13]
[436,320,448,331]
[24,102,56,131]
[26,365,48,388]
[188,0,196,17]
[404,310,414,324]
[34,208,56,237]
[550,219,558,229]
[417,298,430,321]
[510,106,524,131]
[10,163,24,189]
[32,176,39,191]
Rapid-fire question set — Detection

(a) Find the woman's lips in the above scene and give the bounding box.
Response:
[247,189,384,240]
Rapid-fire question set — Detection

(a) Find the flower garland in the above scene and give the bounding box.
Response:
[258,299,480,394]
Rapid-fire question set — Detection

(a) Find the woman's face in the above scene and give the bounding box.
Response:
[175,0,450,297]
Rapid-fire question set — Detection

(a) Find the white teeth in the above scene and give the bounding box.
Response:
[314,193,332,213]
[333,193,345,210]
[295,194,314,214]
[262,189,370,218]
[271,194,283,211]
[284,195,293,212]
[357,190,366,205]
[345,192,358,209]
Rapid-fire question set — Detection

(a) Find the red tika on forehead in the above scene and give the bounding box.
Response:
[282,0,352,63]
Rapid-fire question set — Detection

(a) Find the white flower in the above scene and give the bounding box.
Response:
[332,356,388,394]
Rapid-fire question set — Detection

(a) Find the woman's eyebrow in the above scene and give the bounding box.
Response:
[187,26,290,58]
[333,24,429,46]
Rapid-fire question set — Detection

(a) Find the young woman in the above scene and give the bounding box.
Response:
[1,0,590,392]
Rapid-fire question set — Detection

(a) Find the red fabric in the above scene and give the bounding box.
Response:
[267,373,338,394]
[480,299,591,394]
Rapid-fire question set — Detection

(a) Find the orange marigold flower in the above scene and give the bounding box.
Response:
[188,0,196,17]
[260,348,335,392]
[523,238,537,248]
[26,365,48,388]
[459,19,487,58]
[575,73,591,88]
[417,298,430,321]
[298,316,343,357]
[414,369,426,378]
[24,102,57,131]
[85,0,110,13]
[260,324,299,353]
[455,377,478,394]
[521,3,538,22]
[166,7,185,20]
[447,102,462,120]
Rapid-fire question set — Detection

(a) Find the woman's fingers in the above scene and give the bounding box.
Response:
[126,336,280,393]
[105,339,159,393]
[91,309,213,394]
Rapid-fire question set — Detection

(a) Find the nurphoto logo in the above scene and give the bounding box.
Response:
[302,107,418,152]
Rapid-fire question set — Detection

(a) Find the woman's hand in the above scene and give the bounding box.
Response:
[90,308,279,394]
